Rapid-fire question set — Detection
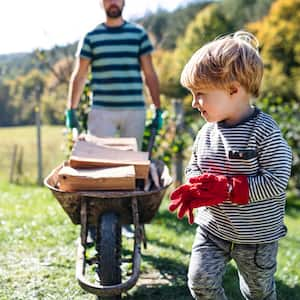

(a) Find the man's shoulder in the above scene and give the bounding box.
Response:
[125,21,147,33]
[86,23,105,35]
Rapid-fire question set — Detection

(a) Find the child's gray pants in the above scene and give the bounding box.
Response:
[188,226,278,300]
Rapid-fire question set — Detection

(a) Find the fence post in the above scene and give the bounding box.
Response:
[9,144,18,183]
[35,85,43,186]
[16,145,24,183]
[172,98,184,186]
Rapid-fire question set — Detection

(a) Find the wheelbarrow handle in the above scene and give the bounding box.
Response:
[147,126,157,160]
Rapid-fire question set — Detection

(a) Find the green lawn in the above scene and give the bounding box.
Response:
[0,125,66,184]
[0,181,299,300]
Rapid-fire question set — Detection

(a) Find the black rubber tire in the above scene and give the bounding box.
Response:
[96,212,122,300]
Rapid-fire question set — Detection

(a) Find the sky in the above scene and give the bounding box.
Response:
[0,0,187,55]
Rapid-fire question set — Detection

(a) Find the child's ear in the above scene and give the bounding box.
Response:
[229,82,240,95]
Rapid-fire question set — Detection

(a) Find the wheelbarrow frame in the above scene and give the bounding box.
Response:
[44,160,172,298]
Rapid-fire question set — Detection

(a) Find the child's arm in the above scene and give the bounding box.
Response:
[248,129,292,203]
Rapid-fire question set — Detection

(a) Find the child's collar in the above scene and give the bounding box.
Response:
[217,106,260,128]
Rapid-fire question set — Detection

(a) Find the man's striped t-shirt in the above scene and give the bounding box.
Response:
[78,21,153,110]
[186,107,292,244]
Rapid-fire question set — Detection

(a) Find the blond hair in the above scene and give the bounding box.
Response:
[180,31,263,97]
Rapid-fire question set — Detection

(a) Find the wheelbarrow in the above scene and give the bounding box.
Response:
[44,156,172,299]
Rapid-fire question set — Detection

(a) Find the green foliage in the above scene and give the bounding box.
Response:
[153,49,186,98]
[248,0,300,101]
[221,0,275,29]
[0,43,77,127]
[142,107,173,164]
[0,80,12,126]
[138,1,211,50]
[175,4,234,62]
[0,52,38,79]
[4,70,45,126]
[77,80,91,133]
[156,3,234,99]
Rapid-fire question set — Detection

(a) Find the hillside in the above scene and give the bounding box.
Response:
[0,44,77,80]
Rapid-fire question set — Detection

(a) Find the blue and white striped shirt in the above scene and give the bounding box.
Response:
[78,21,153,110]
[186,107,292,243]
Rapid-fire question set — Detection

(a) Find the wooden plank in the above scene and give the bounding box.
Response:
[83,135,138,151]
[58,165,136,192]
[69,140,149,179]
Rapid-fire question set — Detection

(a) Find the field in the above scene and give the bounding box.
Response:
[0,126,66,184]
[0,126,300,299]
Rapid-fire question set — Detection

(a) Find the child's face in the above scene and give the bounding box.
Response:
[191,87,237,124]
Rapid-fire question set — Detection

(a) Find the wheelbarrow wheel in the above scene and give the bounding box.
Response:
[96,212,122,300]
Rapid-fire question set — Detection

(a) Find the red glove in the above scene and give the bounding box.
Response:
[190,174,249,205]
[168,194,195,224]
[168,185,197,224]
[229,176,249,205]
[169,173,249,224]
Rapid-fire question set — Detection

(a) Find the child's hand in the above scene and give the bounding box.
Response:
[169,177,228,224]
[190,173,249,205]
[168,190,195,224]
[169,173,249,224]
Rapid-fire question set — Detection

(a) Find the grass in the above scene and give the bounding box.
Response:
[0,125,66,184]
[0,181,300,300]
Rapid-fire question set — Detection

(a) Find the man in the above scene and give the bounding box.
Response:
[65,0,162,149]
[65,0,162,239]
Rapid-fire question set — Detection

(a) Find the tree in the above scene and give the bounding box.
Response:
[0,80,12,126]
[248,0,300,100]
[6,70,46,125]
[221,0,275,29]
[138,1,211,50]
[156,4,234,99]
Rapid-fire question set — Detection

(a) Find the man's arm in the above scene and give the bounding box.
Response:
[67,57,90,109]
[140,54,161,109]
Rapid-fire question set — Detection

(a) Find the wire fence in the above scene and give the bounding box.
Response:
[0,144,22,183]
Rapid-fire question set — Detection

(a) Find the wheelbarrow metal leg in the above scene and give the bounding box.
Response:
[80,198,88,246]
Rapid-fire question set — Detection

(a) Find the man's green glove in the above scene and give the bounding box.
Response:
[65,108,79,129]
[151,108,163,130]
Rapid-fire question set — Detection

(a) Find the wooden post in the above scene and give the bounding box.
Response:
[16,145,24,183]
[35,84,43,186]
[172,99,184,186]
[9,144,18,183]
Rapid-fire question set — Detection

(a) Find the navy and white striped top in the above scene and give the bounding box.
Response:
[186,107,292,244]
[78,21,153,110]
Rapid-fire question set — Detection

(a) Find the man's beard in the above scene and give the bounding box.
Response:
[106,5,123,18]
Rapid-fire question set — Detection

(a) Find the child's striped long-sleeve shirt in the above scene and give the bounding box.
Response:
[186,107,292,243]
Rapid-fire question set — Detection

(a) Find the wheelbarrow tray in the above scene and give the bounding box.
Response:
[44,160,172,225]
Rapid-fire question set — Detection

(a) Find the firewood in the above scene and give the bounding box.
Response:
[69,140,149,180]
[58,165,136,191]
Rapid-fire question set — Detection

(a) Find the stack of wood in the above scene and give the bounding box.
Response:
[57,135,150,192]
